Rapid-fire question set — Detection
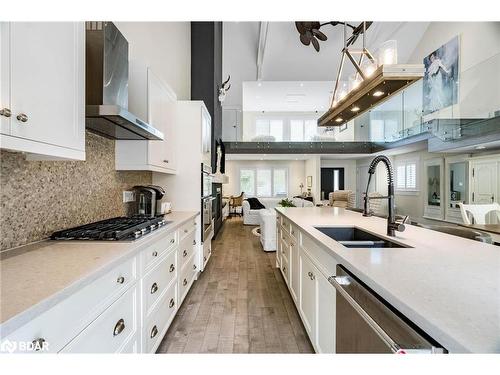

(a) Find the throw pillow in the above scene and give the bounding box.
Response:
[246,197,266,210]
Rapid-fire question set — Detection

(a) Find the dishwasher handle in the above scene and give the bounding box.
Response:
[328,275,403,353]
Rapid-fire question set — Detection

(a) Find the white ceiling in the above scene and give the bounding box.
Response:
[222,21,430,110]
[242,81,333,112]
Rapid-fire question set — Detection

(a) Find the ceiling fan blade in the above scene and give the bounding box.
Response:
[313,29,328,41]
[300,33,311,46]
[295,22,307,35]
[311,37,320,52]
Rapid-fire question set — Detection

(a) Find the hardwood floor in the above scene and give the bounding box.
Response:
[157,217,314,353]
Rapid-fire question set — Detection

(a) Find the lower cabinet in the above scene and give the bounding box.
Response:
[276,213,337,354]
[1,216,199,353]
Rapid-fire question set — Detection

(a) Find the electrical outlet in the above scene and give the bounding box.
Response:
[123,191,135,203]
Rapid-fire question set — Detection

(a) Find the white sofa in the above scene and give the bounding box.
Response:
[242,197,314,225]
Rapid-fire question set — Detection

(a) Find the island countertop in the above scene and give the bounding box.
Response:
[275,206,500,353]
[0,211,199,337]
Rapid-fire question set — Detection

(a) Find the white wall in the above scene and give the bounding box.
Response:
[305,156,321,202]
[223,159,306,198]
[116,22,191,100]
[408,22,500,119]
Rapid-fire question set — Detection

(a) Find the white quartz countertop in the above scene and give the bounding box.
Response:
[276,206,500,353]
[0,211,199,336]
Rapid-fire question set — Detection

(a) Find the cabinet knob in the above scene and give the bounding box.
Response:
[169,298,175,308]
[163,159,169,163]
[183,278,187,286]
[183,249,188,257]
[184,229,188,233]
[192,240,196,245]
[193,264,197,270]
[152,251,158,257]
[31,338,46,351]
[0,108,11,118]
[150,282,159,294]
[308,271,315,280]
[150,325,158,339]
[170,239,175,244]
[16,113,28,122]
[113,319,125,336]
[116,276,125,284]
[169,264,175,273]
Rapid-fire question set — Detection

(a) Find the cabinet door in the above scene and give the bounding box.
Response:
[0,23,10,135]
[289,239,299,303]
[316,273,336,353]
[299,251,318,341]
[9,22,84,151]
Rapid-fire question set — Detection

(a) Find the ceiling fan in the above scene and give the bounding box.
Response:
[295,21,373,52]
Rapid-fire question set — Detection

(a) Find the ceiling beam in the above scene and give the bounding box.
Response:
[257,22,269,80]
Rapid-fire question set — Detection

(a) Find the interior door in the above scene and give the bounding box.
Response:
[9,22,84,150]
[471,160,498,223]
[0,23,11,135]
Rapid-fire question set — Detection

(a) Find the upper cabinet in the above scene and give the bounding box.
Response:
[115,63,177,174]
[0,22,85,160]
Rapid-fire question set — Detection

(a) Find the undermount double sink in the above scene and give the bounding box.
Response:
[314,226,411,248]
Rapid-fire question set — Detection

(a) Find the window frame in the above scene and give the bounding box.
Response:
[239,166,289,198]
[395,158,419,195]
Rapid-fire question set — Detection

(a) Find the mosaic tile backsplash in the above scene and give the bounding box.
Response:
[0,132,152,250]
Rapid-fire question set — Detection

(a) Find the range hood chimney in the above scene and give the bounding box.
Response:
[85,21,163,140]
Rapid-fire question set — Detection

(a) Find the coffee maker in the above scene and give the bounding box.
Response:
[133,185,166,217]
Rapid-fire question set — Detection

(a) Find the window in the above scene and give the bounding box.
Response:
[396,160,418,192]
[290,120,304,141]
[240,169,255,196]
[239,167,288,197]
[254,119,283,141]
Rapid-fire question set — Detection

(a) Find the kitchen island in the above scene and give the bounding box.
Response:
[275,206,500,353]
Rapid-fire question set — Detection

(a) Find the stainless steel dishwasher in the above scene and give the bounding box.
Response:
[329,265,445,354]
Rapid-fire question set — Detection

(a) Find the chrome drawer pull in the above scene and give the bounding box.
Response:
[193,264,197,270]
[0,108,11,117]
[113,319,125,336]
[31,338,46,351]
[150,282,158,294]
[150,325,158,339]
[169,298,175,308]
[183,278,187,286]
[170,238,175,244]
[183,249,188,257]
[116,276,125,284]
[16,113,28,122]
[169,264,175,273]
[308,271,315,280]
[192,240,196,245]
[152,251,158,257]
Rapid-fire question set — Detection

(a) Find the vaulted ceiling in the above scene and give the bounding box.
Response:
[222,21,430,108]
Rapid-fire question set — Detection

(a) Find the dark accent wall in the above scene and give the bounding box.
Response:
[190,22,223,173]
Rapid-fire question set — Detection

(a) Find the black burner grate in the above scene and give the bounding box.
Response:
[51,216,168,241]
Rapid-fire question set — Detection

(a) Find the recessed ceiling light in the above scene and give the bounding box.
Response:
[475,145,486,150]
[373,91,384,97]
[335,117,343,123]
[351,106,360,112]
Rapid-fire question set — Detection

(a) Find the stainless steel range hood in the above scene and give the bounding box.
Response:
[85,22,163,140]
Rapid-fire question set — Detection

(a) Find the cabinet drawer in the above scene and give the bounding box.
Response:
[142,249,177,318]
[144,282,177,353]
[179,231,196,270]
[61,285,139,353]
[179,254,197,303]
[2,256,137,353]
[142,230,177,271]
[179,219,196,241]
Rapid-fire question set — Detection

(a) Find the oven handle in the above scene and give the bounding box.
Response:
[328,275,402,353]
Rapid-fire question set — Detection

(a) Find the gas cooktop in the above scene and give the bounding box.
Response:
[51,216,170,241]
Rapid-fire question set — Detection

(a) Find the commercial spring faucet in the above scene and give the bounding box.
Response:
[363,155,406,237]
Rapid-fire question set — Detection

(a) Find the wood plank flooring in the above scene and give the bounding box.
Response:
[157,217,314,353]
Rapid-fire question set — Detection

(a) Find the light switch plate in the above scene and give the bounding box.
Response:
[123,191,135,203]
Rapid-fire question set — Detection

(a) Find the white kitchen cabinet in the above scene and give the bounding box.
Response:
[0,22,85,160]
[316,271,336,353]
[289,237,299,303]
[299,251,318,341]
[115,63,177,174]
